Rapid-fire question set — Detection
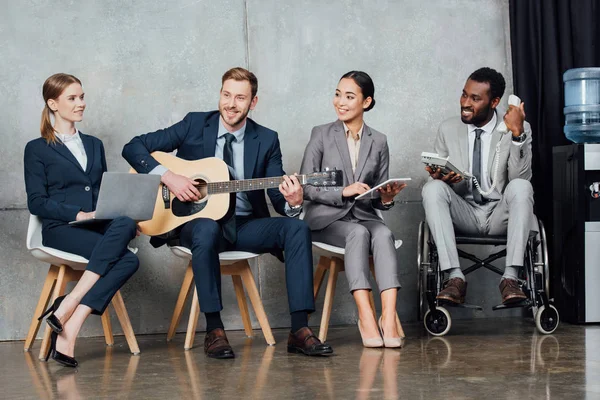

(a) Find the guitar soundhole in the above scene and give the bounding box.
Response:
[171,178,209,217]
[193,178,209,201]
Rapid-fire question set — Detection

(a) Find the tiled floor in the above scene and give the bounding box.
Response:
[1,318,597,399]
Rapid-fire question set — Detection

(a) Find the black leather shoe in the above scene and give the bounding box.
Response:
[38,295,66,333]
[287,327,334,356]
[46,331,78,368]
[204,329,235,359]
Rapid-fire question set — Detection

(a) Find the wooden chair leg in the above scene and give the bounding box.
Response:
[39,265,69,361]
[240,266,276,345]
[184,288,200,350]
[313,257,329,298]
[111,290,140,355]
[167,263,194,341]
[318,258,341,342]
[24,265,58,352]
[101,309,114,346]
[232,272,253,337]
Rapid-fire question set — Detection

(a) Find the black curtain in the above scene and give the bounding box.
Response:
[509,0,600,239]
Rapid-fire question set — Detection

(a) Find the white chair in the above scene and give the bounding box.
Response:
[167,246,275,350]
[24,215,140,359]
[312,239,403,342]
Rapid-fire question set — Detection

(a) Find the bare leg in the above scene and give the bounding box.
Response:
[380,288,403,338]
[56,304,93,357]
[353,289,379,338]
[54,271,100,324]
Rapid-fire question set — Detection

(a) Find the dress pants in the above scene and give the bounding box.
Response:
[421,178,535,271]
[179,216,315,314]
[311,214,400,293]
[42,217,139,314]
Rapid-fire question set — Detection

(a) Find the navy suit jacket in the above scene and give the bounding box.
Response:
[24,134,106,231]
[122,111,288,240]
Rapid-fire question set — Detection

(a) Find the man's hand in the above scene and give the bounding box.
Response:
[161,170,201,202]
[75,211,96,221]
[425,166,463,184]
[342,182,371,198]
[279,174,303,206]
[378,182,407,203]
[504,102,526,137]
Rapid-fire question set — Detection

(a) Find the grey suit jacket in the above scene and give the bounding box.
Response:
[434,111,533,198]
[300,120,393,231]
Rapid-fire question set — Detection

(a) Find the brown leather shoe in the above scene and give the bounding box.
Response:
[204,328,235,359]
[436,278,467,304]
[499,278,527,304]
[287,327,333,356]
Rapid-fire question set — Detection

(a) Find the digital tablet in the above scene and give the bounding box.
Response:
[355,178,411,200]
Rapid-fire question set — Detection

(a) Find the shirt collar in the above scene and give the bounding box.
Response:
[218,117,246,143]
[343,122,364,140]
[55,129,81,144]
[468,111,497,135]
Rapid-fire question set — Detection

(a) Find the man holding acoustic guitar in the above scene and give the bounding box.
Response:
[122,68,337,359]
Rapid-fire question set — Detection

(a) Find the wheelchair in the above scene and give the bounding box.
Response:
[417,218,559,336]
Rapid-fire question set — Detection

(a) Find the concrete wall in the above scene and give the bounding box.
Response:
[0,0,515,341]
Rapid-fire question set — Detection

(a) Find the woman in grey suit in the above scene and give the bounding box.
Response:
[300,71,406,348]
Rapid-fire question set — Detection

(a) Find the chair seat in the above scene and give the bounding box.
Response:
[169,246,260,263]
[312,240,403,259]
[455,236,507,246]
[29,247,88,270]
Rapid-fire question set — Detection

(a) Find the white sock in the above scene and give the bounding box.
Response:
[448,267,465,281]
[502,266,519,281]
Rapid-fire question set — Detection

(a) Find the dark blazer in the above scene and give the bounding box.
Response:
[122,111,288,243]
[24,134,106,232]
[300,120,392,231]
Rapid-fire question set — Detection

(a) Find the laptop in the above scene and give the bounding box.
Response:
[69,172,161,226]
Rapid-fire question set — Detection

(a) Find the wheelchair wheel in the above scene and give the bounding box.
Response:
[417,221,430,321]
[424,306,451,336]
[535,304,559,335]
[538,219,550,297]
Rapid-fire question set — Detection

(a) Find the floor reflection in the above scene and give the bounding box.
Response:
[13,320,593,400]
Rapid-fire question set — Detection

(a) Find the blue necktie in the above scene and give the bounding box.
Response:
[221,133,237,243]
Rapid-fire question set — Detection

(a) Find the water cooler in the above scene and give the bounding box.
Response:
[553,144,600,323]
[553,68,600,323]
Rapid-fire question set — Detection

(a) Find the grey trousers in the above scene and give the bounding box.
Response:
[421,178,535,271]
[312,216,400,293]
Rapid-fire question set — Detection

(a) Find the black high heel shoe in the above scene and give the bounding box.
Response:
[45,331,78,368]
[38,295,66,333]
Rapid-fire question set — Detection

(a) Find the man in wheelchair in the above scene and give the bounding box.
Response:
[422,67,533,306]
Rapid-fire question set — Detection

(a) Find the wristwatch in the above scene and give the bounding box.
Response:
[289,203,303,211]
[512,132,527,143]
[382,200,394,206]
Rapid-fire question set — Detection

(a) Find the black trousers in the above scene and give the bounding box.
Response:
[43,217,139,314]
[179,216,315,315]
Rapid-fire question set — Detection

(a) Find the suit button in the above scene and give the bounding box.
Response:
[85,186,91,191]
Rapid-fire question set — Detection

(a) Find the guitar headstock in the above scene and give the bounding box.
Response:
[304,168,344,187]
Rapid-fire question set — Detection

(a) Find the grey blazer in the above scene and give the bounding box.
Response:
[434,111,533,198]
[300,120,392,231]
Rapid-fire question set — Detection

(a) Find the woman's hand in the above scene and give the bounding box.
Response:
[377,182,407,203]
[343,182,371,198]
[75,211,96,221]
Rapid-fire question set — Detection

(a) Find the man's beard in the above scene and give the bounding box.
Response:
[461,103,493,126]
[220,106,249,128]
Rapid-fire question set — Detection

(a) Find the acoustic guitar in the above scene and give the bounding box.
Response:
[131,151,343,235]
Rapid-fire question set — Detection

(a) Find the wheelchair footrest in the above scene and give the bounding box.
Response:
[492,299,531,311]
[439,301,483,311]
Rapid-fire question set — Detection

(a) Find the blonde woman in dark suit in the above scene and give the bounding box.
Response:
[300,71,406,348]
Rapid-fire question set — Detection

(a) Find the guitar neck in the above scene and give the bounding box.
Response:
[207,175,307,194]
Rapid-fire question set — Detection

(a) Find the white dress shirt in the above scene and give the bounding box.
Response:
[343,122,364,174]
[55,129,87,170]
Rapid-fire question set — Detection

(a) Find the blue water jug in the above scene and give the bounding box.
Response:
[563,68,600,143]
